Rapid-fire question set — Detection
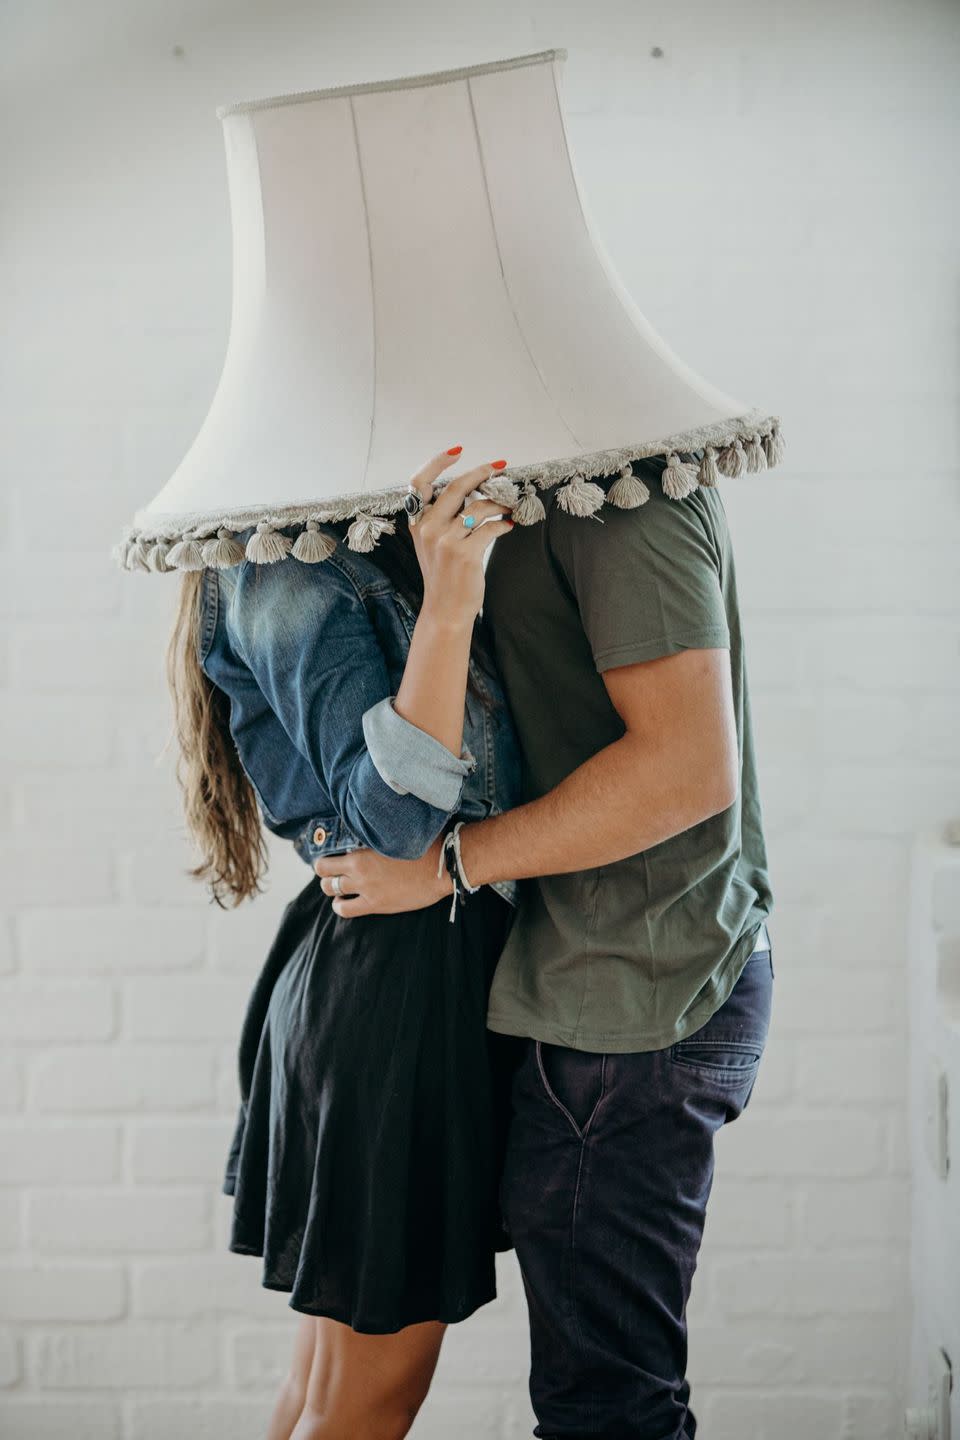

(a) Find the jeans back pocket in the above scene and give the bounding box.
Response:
[668,949,773,1088]
[669,1036,764,1085]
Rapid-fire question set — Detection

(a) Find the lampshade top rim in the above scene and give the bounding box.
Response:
[214,47,568,120]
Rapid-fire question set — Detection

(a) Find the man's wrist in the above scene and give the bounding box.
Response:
[455,820,488,889]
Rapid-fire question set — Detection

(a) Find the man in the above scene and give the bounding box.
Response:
[316,455,774,1439]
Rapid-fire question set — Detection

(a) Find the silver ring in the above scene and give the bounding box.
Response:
[331,874,344,896]
[403,486,426,519]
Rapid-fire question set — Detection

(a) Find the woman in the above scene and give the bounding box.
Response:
[165,448,522,1440]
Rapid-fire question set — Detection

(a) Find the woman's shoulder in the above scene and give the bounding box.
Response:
[220,526,383,602]
[213,524,395,659]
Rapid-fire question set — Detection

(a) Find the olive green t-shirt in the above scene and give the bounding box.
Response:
[482,459,773,1053]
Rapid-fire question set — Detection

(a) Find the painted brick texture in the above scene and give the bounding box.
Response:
[1,4,957,1437]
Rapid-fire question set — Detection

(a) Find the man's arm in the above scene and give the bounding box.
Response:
[459,644,738,886]
[315,483,739,913]
[315,644,737,913]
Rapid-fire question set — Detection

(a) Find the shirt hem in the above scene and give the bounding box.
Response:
[593,628,730,672]
[485,915,770,1054]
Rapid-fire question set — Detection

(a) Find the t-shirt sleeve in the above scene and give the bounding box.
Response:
[547,485,730,673]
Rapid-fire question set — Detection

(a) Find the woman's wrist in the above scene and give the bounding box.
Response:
[417,597,477,637]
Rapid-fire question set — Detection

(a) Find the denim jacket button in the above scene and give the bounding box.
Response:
[312,826,327,845]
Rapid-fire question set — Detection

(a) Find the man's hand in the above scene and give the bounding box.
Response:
[314,839,453,918]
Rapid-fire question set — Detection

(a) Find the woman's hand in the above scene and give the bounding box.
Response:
[406,450,514,625]
[314,844,454,917]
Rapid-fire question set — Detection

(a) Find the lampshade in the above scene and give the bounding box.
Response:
[113,47,783,574]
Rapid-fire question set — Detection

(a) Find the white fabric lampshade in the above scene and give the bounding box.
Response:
[114,48,783,574]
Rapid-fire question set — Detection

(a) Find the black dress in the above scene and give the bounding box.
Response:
[222,869,521,1333]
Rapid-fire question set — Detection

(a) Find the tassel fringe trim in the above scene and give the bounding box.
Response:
[113,413,784,571]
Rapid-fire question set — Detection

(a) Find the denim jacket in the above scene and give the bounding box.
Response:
[197,522,521,907]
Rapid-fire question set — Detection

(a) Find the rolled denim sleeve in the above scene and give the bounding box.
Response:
[226,555,467,860]
[362,696,476,810]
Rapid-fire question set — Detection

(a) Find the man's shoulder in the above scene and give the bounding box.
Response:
[545,467,727,571]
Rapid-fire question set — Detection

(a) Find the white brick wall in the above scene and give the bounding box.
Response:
[908,839,960,1436]
[1,3,957,1438]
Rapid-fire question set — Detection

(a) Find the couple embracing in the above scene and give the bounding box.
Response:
[165,443,774,1440]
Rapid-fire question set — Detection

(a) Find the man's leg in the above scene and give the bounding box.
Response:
[501,948,774,1440]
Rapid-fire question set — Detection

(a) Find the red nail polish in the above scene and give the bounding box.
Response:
[446,445,463,455]
[491,459,507,470]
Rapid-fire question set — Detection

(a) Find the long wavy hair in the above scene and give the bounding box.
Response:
[165,519,498,909]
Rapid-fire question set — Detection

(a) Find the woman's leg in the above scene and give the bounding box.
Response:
[289,1315,446,1440]
[266,1315,318,1440]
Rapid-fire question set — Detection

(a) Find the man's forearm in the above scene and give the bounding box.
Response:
[458,732,734,886]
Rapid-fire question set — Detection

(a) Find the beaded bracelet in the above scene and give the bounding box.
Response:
[450,821,480,894]
[437,827,463,923]
[436,821,480,923]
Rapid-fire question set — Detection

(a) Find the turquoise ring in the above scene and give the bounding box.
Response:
[461,513,476,529]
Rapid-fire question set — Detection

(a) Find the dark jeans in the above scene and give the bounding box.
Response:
[500,943,775,1440]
